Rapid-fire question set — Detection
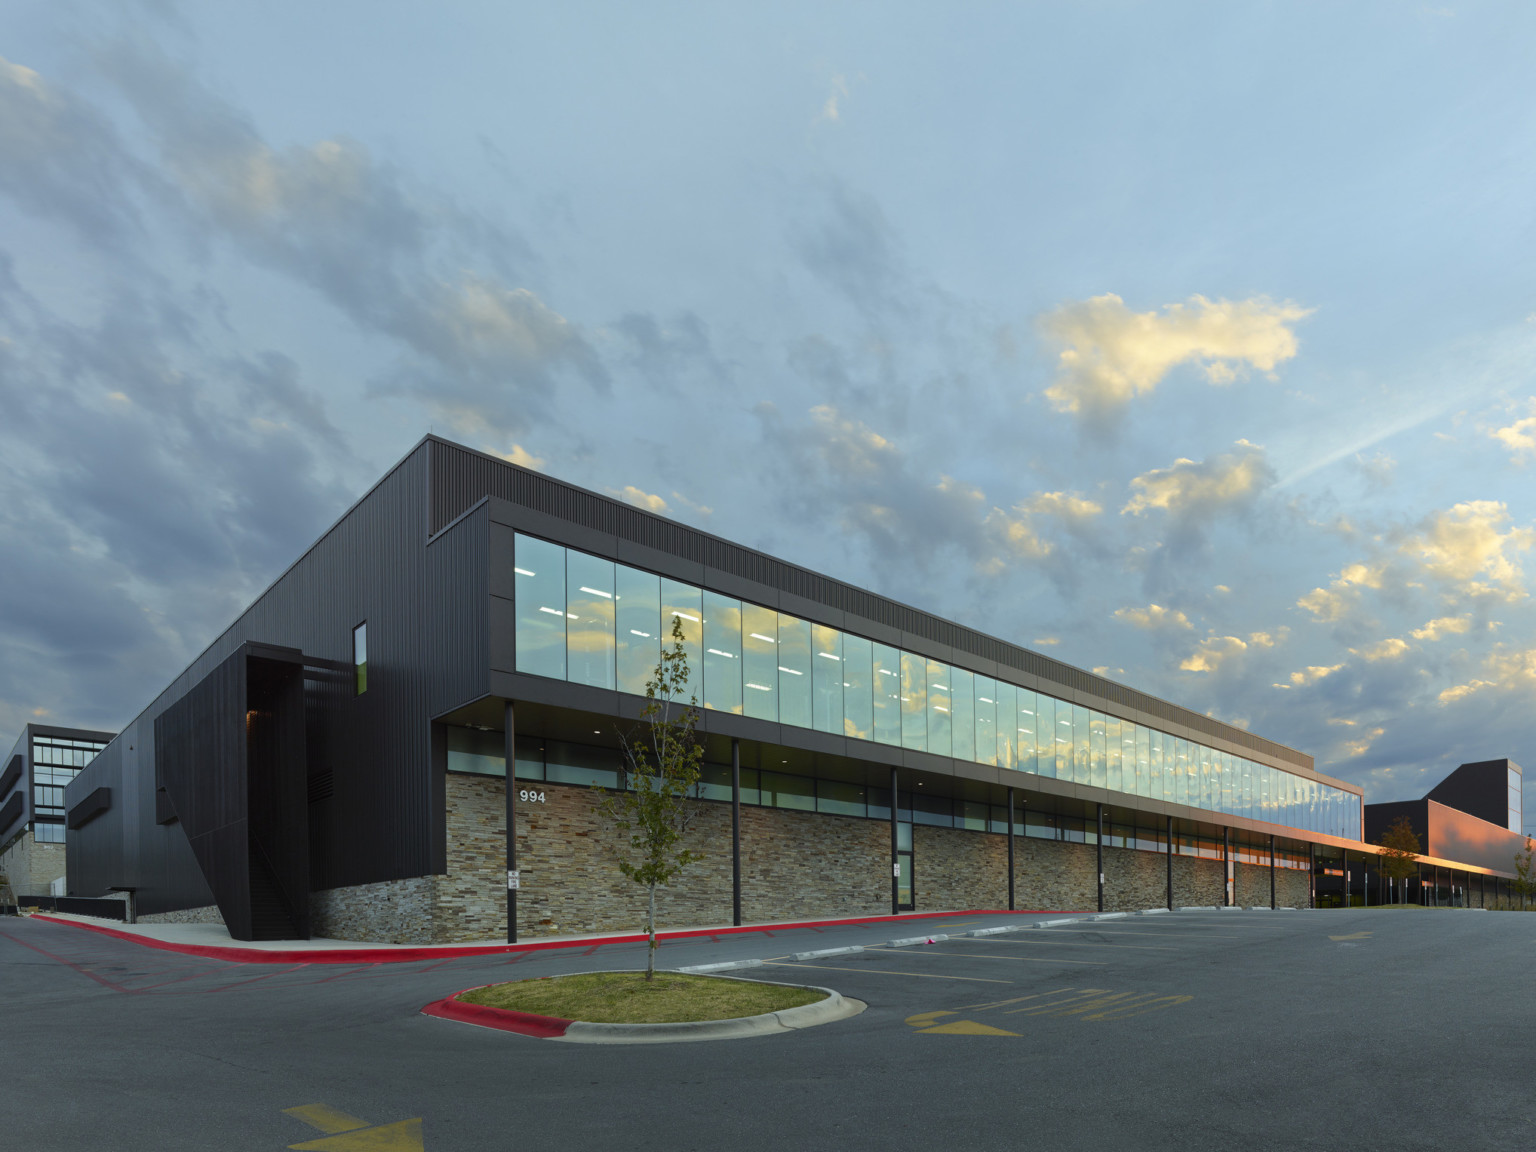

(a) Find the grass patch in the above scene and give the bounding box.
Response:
[457,971,824,1024]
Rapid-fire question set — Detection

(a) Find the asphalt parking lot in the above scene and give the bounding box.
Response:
[3,907,1532,1151]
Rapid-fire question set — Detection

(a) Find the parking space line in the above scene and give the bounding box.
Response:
[863,947,1106,966]
[959,939,1179,952]
[1034,929,1244,940]
[762,961,1015,984]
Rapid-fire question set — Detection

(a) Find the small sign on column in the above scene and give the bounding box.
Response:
[507,870,521,890]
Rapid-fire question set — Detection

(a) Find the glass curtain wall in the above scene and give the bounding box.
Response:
[512,533,1363,839]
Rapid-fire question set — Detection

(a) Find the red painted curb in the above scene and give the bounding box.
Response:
[31,908,1067,966]
[422,991,572,1038]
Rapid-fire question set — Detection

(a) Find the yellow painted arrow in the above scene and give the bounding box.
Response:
[1329,931,1372,941]
[916,1019,1021,1036]
[284,1104,424,1151]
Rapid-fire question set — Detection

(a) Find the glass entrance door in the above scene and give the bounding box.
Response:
[896,821,914,910]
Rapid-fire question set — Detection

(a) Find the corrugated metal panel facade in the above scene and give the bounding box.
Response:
[429,438,1310,770]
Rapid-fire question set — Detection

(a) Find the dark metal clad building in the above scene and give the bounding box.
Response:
[62,436,1523,942]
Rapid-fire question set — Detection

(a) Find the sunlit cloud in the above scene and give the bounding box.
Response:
[1350,637,1409,662]
[1122,441,1273,520]
[1410,614,1473,641]
[1287,662,1344,686]
[1340,726,1386,758]
[1114,603,1194,631]
[1040,293,1311,423]
[1437,644,1536,703]
[617,485,669,513]
[1180,629,1281,674]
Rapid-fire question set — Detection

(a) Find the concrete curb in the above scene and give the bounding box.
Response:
[1137,908,1169,915]
[560,985,865,1045]
[423,973,865,1045]
[788,946,863,961]
[29,909,1048,967]
[886,934,949,947]
[676,959,764,974]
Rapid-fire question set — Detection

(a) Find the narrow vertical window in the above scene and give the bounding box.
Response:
[353,622,367,695]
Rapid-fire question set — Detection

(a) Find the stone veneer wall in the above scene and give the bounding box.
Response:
[138,904,227,926]
[0,833,66,898]
[436,774,891,943]
[303,775,1323,943]
[1235,861,1311,908]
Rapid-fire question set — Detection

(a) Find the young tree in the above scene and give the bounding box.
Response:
[598,615,704,979]
[1515,836,1535,911]
[1374,815,1421,906]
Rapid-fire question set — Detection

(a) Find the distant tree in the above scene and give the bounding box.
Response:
[1515,836,1535,911]
[598,615,704,979]
[1374,815,1421,905]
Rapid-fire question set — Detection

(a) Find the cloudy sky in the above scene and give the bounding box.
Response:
[4,2,1535,826]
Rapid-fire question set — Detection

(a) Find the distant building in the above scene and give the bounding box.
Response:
[1364,759,1527,882]
[1,724,114,899]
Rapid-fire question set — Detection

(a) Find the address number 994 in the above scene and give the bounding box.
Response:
[519,789,546,804]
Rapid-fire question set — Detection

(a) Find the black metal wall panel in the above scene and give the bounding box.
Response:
[0,792,21,840]
[430,436,1311,771]
[1426,759,1514,826]
[68,441,489,911]
[155,646,253,937]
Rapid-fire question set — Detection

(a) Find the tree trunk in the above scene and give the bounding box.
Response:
[646,882,657,979]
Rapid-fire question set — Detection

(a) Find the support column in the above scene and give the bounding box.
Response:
[1308,841,1315,909]
[1096,804,1104,913]
[731,739,742,927]
[1342,848,1348,910]
[1166,815,1174,911]
[504,700,518,945]
[1006,788,1016,913]
[890,767,900,916]
[1269,834,1276,909]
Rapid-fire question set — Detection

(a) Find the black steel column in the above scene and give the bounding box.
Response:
[1269,834,1276,909]
[1096,804,1104,913]
[731,739,742,927]
[1165,815,1174,910]
[890,767,900,915]
[504,700,518,945]
[1308,841,1315,909]
[1006,788,1016,912]
[1342,848,1348,910]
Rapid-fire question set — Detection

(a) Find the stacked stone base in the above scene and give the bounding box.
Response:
[0,833,66,899]
[304,775,1316,945]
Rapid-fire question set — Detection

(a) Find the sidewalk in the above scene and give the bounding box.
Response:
[28,907,1044,965]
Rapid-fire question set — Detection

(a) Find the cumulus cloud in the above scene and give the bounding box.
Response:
[1404,500,1533,600]
[1340,726,1386,758]
[1298,500,1534,622]
[1114,603,1194,631]
[1180,630,1280,674]
[616,486,669,514]
[1040,293,1312,425]
[1287,663,1344,687]
[1438,645,1536,704]
[1351,637,1409,662]
[1122,440,1275,522]
[1410,615,1472,641]
[1491,407,1536,459]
